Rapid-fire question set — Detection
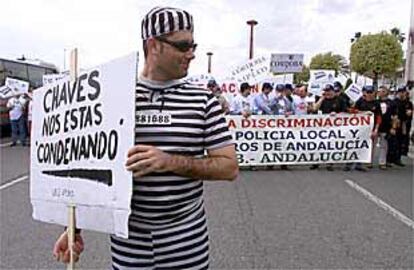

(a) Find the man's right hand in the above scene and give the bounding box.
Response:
[53,231,84,264]
[242,111,251,118]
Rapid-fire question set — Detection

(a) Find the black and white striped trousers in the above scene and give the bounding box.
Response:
[111,210,209,269]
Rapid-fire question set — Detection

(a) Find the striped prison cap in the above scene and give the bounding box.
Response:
[141,7,194,40]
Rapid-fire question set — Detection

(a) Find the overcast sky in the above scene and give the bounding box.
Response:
[1,0,411,79]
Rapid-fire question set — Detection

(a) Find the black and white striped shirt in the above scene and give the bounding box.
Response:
[130,77,233,227]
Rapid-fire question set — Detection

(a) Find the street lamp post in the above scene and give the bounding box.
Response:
[246,20,258,59]
[206,52,213,74]
[405,0,414,88]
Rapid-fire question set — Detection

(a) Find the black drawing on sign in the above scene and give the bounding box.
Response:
[42,169,112,186]
[0,86,12,97]
[315,72,325,80]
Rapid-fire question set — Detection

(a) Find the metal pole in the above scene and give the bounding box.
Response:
[207,52,213,74]
[63,49,67,71]
[246,20,258,59]
[405,0,414,87]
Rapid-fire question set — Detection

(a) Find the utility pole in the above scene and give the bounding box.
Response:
[246,20,258,59]
[206,52,213,74]
[405,0,414,89]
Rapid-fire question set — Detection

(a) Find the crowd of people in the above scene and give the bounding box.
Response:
[6,75,413,172]
[207,79,413,171]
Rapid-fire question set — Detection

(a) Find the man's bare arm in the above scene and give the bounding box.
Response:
[126,144,239,181]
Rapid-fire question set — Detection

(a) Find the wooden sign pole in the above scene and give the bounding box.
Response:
[67,48,78,270]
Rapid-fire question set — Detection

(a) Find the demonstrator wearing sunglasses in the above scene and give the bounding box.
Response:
[53,6,239,269]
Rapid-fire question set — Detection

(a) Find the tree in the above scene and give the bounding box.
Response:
[350,31,403,88]
[309,52,349,76]
[293,64,310,84]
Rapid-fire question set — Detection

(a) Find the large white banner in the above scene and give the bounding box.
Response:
[309,69,335,96]
[229,55,270,85]
[30,53,137,238]
[227,114,374,166]
[270,53,304,73]
[0,78,29,99]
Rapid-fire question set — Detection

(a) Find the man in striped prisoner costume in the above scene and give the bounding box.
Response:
[53,6,239,269]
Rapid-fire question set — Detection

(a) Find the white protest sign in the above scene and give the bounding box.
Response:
[30,52,137,238]
[227,113,374,166]
[308,70,335,96]
[0,85,11,98]
[185,74,215,86]
[261,74,294,85]
[229,55,270,85]
[345,83,363,102]
[355,75,373,87]
[270,53,304,73]
[0,78,29,98]
[43,73,69,86]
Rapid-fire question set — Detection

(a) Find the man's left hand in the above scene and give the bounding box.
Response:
[126,145,171,178]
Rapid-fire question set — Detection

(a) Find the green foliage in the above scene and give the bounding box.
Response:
[309,52,348,76]
[293,64,310,84]
[350,31,403,78]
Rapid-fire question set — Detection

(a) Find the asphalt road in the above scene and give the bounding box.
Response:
[0,138,413,269]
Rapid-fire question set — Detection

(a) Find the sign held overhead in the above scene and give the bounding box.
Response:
[270,53,304,73]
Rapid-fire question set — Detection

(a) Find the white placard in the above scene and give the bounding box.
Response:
[345,83,363,102]
[185,74,214,86]
[355,75,373,87]
[261,74,294,85]
[227,113,374,166]
[0,78,29,98]
[270,53,304,73]
[30,52,138,238]
[308,69,335,96]
[229,55,270,85]
[43,73,69,86]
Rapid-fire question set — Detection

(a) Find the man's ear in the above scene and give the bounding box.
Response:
[147,38,162,56]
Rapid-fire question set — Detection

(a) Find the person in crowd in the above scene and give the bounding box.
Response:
[274,84,294,170]
[344,85,382,171]
[333,81,351,112]
[53,6,239,269]
[273,84,294,116]
[399,87,413,156]
[389,85,413,166]
[230,82,254,117]
[375,86,398,169]
[252,82,278,170]
[292,83,311,115]
[284,83,294,103]
[311,84,347,171]
[26,87,33,140]
[6,93,27,146]
[254,82,276,115]
[207,79,230,114]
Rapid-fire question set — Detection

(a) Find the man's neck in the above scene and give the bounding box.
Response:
[141,63,170,82]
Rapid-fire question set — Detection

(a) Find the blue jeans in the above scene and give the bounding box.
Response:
[10,116,27,144]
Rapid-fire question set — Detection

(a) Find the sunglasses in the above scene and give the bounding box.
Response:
[156,37,197,53]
